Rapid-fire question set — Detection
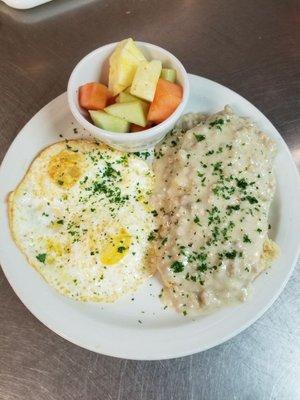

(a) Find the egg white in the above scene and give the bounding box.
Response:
[9,140,156,302]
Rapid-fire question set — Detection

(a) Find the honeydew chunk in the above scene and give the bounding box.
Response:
[161,68,176,83]
[130,60,162,102]
[116,91,140,103]
[105,101,147,127]
[89,110,130,133]
[116,92,149,113]
[108,38,147,95]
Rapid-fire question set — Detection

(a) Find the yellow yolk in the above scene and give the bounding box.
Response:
[100,228,132,266]
[136,193,152,211]
[48,149,84,188]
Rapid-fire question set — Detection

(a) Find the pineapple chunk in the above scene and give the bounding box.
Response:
[105,102,147,127]
[130,60,162,102]
[108,38,147,95]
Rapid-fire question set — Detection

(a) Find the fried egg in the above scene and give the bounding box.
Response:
[9,140,156,302]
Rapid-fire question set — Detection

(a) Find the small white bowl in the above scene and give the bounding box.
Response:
[67,41,189,152]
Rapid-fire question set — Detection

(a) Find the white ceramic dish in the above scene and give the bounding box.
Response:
[1,74,299,360]
[67,41,189,152]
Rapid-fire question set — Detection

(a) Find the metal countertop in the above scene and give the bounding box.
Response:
[0,1,299,399]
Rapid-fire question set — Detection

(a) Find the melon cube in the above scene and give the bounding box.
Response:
[130,60,162,102]
[89,110,130,133]
[105,101,147,127]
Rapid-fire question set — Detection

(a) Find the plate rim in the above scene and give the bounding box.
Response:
[0,73,300,360]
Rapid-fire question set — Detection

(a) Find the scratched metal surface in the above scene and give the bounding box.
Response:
[0,0,300,399]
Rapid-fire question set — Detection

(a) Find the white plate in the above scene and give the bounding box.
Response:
[2,0,52,9]
[1,74,299,360]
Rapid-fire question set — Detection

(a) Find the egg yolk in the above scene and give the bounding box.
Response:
[48,149,84,189]
[100,228,132,266]
[136,193,152,211]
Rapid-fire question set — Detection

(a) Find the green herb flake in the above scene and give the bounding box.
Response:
[147,231,156,241]
[236,178,248,189]
[170,261,184,273]
[133,151,151,160]
[244,195,258,204]
[194,216,201,225]
[224,250,237,259]
[161,237,168,245]
[243,234,251,243]
[209,118,224,130]
[194,133,206,142]
[36,253,47,263]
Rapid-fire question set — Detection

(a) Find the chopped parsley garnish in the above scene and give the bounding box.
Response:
[57,219,64,225]
[80,176,88,184]
[194,216,201,225]
[243,234,251,243]
[116,154,128,165]
[117,246,126,253]
[209,118,224,130]
[236,178,248,189]
[161,237,168,245]
[243,195,258,204]
[36,253,47,263]
[213,161,222,172]
[170,261,184,273]
[226,204,240,214]
[224,250,237,259]
[102,162,120,179]
[133,151,151,160]
[194,133,206,142]
[147,231,156,241]
[151,210,158,217]
[92,181,128,205]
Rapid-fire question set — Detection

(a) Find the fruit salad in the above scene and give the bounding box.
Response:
[78,38,183,133]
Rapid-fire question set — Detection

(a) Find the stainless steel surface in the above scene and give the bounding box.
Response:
[0,0,299,398]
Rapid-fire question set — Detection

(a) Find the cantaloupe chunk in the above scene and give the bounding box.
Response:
[147,78,183,123]
[79,83,110,110]
[130,60,162,102]
[130,122,153,132]
[108,38,147,96]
